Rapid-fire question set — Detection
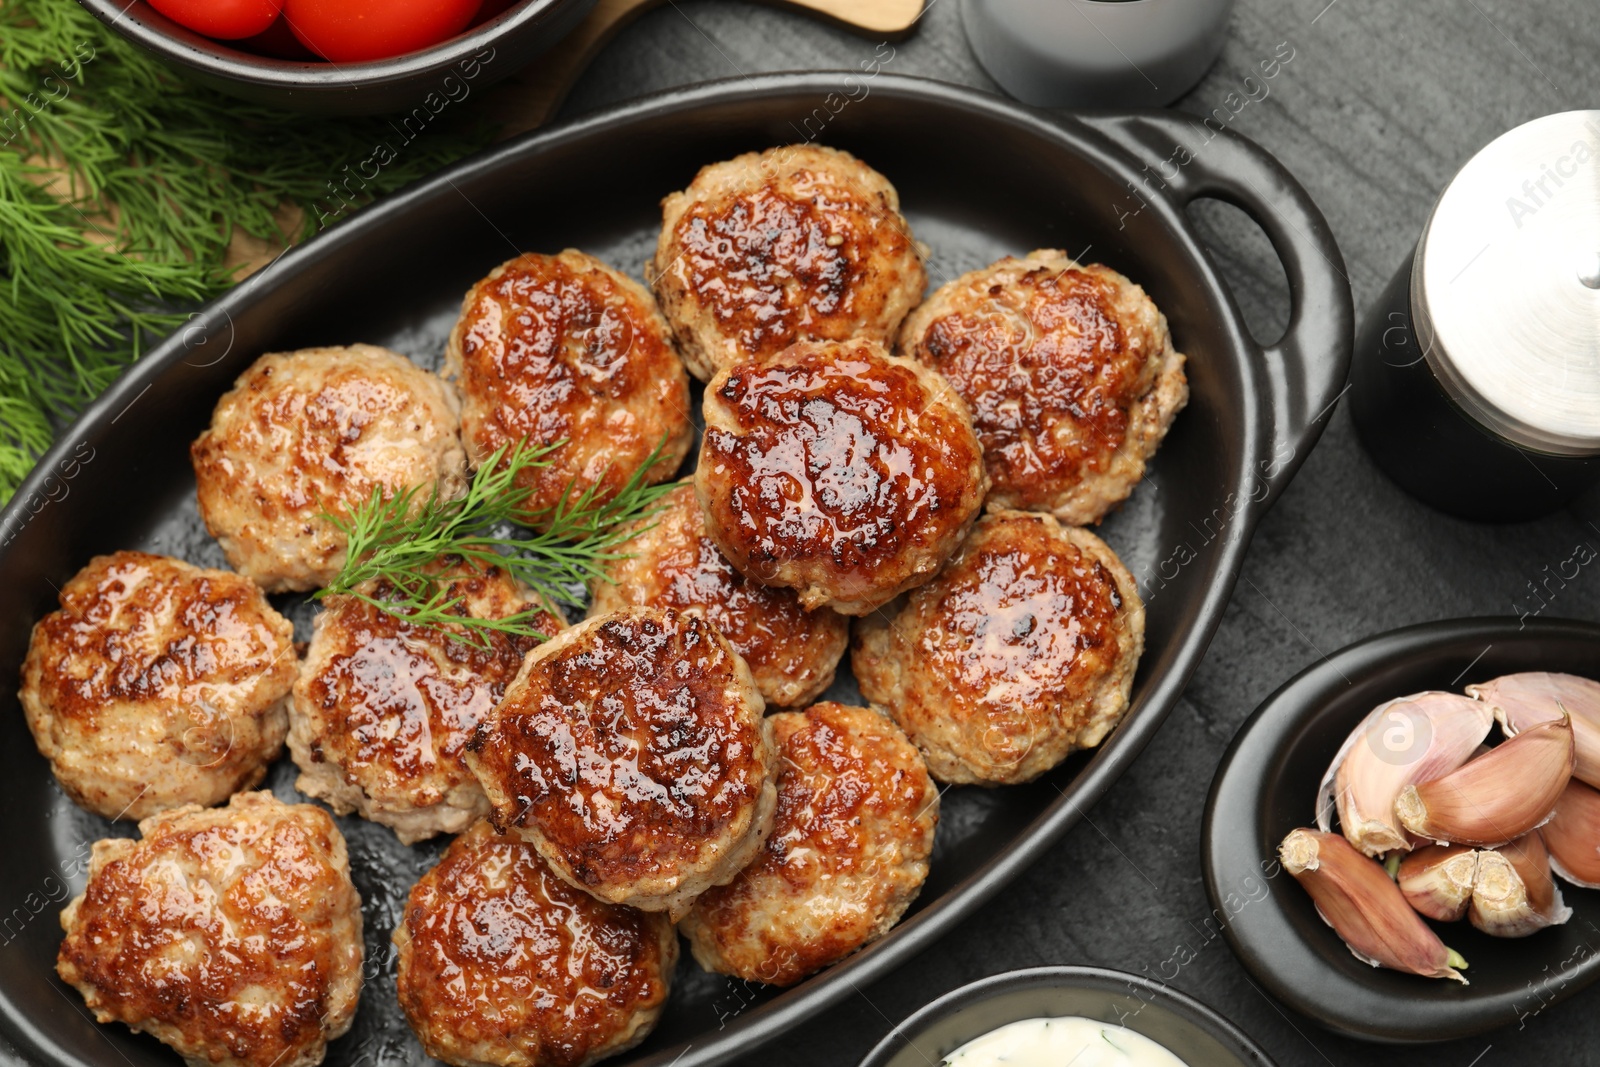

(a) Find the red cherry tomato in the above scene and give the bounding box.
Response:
[283,0,483,63]
[148,0,284,40]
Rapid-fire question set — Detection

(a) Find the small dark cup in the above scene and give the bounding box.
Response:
[859,966,1275,1067]
[1348,111,1600,522]
[77,0,597,115]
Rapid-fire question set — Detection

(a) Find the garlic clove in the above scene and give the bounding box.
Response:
[1394,715,1574,847]
[1470,672,1600,789]
[1469,833,1571,938]
[1397,844,1477,922]
[1315,692,1495,857]
[1540,778,1600,889]
[1279,828,1468,983]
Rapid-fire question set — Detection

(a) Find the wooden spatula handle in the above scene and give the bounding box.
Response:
[489,0,923,137]
[781,0,924,35]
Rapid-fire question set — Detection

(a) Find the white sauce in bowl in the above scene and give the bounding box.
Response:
[941,1016,1190,1067]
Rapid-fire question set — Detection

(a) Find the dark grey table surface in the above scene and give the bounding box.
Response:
[560,2,1600,1065]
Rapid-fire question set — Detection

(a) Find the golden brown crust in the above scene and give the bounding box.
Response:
[587,481,848,707]
[394,820,677,1067]
[465,608,776,916]
[649,145,927,381]
[852,511,1144,785]
[289,562,564,844]
[696,339,988,615]
[190,344,467,593]
[19,551,296,821]
[680,702,938,986]
[444,250,692,525]
[56,792,364,1067]
[898,251,1188,524]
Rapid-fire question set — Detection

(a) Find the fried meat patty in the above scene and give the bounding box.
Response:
[680,702,938,986]
[898,251,1187,524]
[394,820,676,1067]
[191,344,467,592]
[290,562,564,844]
[649,145,926,381]
[466,608,776,917]
[57,792,363,1067]
[444,250,692,524]
[20,551,295,820]
[853,511,1144,785]
[697,339,987,615]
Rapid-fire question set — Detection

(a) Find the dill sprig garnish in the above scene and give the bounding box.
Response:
[317,440,677,645]
[0,0,491,503]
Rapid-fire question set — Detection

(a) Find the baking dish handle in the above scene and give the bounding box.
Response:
[1077,110,1354,511]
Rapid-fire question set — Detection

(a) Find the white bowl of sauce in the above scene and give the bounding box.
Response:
[943,1016,1190,1067]
[858,967,1273,1067]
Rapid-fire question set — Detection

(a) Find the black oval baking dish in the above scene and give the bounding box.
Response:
[858,966,1276,1067]
[0,73,1351,1067]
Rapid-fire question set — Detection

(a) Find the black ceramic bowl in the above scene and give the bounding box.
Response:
[859,966,1276,1066]
[1203,617,1600,1043]
[77,0,596,114]
[0,74,1349,1067]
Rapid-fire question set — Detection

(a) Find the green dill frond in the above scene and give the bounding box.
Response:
[0,0,492,503]
[318,440,679,645]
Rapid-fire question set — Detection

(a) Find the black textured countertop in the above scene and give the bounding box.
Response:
[561,2,1600,1064]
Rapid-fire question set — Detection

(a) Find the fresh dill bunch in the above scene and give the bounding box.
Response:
[0,0,493,503]
[318,440,679,645]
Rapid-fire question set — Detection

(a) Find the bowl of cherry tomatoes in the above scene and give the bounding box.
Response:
[77,0,598,114]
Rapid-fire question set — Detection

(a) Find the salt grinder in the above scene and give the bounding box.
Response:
[1351,111,1600,522]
